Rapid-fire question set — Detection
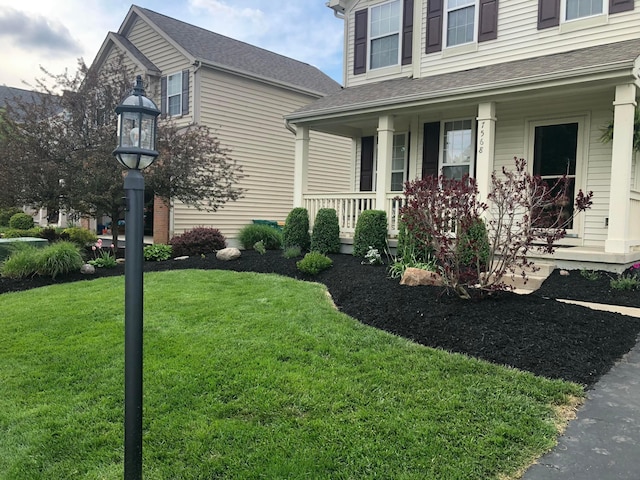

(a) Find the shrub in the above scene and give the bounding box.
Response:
[0,207,23,227]
[9,212,34,230]
[39,226,66,243]
[296,251,333,275]
[37,241,84,278]
[62,227,98,247]
[311,208,340,254]
[170,227,226,257]
[144,244,173,262]
[282,207,310,251]
[353,210,387,258]
[283,245,302,259]
[0,245,41,279]
[237,224,282,250]
[254,240,267,254]
[2,227,42,239]
[456,217,490,270]
[387,253,438,279]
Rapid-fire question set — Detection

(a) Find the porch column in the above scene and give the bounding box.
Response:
[605,83,637,254]
[376,115,394,210]
[476,102,496,204]
[293,125,310,208]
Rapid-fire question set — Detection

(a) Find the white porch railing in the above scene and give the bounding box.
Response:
[303,192,405,237]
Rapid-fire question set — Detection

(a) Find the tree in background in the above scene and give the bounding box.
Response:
[0,55,243,246]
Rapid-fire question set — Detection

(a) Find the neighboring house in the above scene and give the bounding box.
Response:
[285,0,640,269]
[90,5,351,246]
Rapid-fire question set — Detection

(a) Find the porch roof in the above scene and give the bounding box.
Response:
[287,38,640,122]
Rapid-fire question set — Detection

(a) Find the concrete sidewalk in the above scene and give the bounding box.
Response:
[522,300,640,479]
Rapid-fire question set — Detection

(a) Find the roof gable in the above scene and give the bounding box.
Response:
[121,5,341,97]
[91,32,162,77]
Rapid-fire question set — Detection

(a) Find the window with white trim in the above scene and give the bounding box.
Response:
[369,0,401,69]
[167,72,182,116]
[564,0,604,20]
[446,0,477,47]
[391,133,408,191]
[441,119,474,180]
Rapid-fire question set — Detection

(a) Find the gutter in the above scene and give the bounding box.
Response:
[284,118,296,135]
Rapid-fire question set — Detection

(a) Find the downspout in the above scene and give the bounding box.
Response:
[284,118,296,135]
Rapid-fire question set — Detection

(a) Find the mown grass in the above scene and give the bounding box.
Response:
[0,270,582,479]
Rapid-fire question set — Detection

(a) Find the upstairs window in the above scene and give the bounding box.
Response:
[370,1,401,69]
[167,72,182,116]
[565,0,603,19]
[538,0,633,30]
[446,0,476,47]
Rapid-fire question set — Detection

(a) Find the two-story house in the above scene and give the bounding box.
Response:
[90,5,351,246]
[286,0,640,269]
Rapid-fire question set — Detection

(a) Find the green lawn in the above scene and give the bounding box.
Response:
[0,270,582,479]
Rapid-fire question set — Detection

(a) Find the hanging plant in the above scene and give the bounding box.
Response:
[600,106,640,152]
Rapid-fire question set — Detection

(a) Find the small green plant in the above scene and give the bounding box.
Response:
[88,239,117,268]
[282,207,310,251]
[387,253,438,279]
[254,240,267,255]
[353,210,388,258]
[362,246,383,265]
[580,269,601,281]
[62,226,98,247]
[37,241,84,278]
[296,251,333,275]
[238,224,283,250]
[9,212,34,230]
[283,245,302,259]
[144,244,173,262]
[310,208,341,254]
[610,275,640,290]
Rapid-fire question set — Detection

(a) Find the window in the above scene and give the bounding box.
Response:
[391,133,408,191]
[167,72,182,116]
[565,0,603,20]
[446,0,476,47]
[441,120,474,180]
[370,0,401,69]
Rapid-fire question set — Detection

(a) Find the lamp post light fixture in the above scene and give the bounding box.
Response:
[113,75,160,480]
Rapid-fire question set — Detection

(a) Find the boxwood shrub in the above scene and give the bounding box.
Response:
[353,210,388,258]
[170,227,226,257]
[296,251,333,275]
[310,208,340,254]
[0,207,23,227]
[238,224,283,250]
[9,212,34,230]
[282,207,310,251]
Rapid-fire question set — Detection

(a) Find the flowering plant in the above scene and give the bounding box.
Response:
[362,246,383,265]
[88,239,117,268]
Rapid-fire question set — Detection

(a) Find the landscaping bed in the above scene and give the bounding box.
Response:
[2,250,639,388]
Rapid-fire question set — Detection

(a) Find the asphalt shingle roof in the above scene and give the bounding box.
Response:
[288,38,640,119]
[111,32,161,75]
[0,85,46,108]
[135,6,342,96]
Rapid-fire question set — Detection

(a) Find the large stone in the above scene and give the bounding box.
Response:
[400,268,443,287]
[80,263,96,275]
[216,247,241,261]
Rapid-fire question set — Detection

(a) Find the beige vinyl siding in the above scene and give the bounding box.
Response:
[172,68,350,244]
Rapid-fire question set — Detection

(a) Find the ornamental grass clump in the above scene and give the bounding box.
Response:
[282,207,310,251]
[238,224,282,250]
[0,245,41,279]
[37,241,84,278]
[296,251,332,275]
[170,227,226,257]
[353,210,388,258]
[310,208,340,254]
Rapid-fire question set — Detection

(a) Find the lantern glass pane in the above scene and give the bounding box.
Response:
[121,111,138,148]
[118,152,139,169]
[140,115,154,150]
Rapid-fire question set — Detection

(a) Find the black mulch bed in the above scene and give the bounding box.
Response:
[2,250,640,389]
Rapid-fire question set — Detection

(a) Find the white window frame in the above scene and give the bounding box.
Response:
[526,116,587,239]
[372,132,409,191]
[562,0,607,22]
[167,71,182,117]
[439,119,475,180]
[391,133,409,191]
[444,0,479,48]
[368,0,402,70]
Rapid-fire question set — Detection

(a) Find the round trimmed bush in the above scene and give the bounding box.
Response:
[0,207,23,227]
[9,212,34,230]
[282,207,310,251]
[353,210,388,258]
[238,224,283,250]
[310,208,340,254]
[169,227,226,257]
[296,251,333,275]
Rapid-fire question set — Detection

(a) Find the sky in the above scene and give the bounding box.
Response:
[0,0,346,90]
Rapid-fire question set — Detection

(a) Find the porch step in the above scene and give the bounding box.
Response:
[487,260,556,294]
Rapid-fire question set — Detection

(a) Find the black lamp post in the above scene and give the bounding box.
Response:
[113,75,160,480]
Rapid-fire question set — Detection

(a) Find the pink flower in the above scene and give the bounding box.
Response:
[632,262,640,271]
[92,246,96,251]
[96,239,103,248]
[110,244,115,249]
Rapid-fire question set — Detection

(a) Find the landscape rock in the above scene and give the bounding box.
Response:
[217,248,241,261]
[80,264,96,275]
[400,268,443,287]
[560,269,570,276]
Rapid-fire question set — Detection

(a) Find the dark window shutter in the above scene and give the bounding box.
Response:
[160,76,167,118]
[422,122,440,178]
[401,0,414,65]
[181,69,189,115]
[426,0,443,54]
[360,136,374,191]
[354,9,368,75]
[537,0,560,29]
[610,0,634,13]
[478,0,498,42]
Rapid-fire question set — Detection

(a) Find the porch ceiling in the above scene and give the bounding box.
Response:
[287,38,640,127]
